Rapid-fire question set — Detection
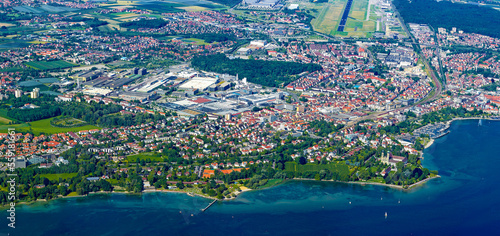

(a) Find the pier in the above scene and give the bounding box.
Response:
[201,199,218,212]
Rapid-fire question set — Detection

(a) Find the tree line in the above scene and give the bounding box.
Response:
[191,53,322,87]
[394,0,500,38]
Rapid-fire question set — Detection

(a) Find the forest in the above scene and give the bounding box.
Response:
[119,19,169,29]
[393,0,500,38]
[8,105,61,122]
[191,53,322,87]
[4,95,170,128]
[308,120,344,137]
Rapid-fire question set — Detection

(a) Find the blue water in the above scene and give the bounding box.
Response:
[2,120,500,235]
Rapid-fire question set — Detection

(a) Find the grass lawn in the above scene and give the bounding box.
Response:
[310,1,344,35]
[367,177,385,184]
[39,173,78,181]
[66,192,79,197]
[52,117,87,127]
[182,38,210,45]
[0,109,14,125]
[108,179,119,185]
[127,152,165,162]
[0,116,100,135]
[29,40,49,44]
[0,116,12,125]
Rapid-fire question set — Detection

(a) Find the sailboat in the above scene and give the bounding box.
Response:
[478,119,482,126]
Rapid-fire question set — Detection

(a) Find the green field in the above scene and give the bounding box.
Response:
[0,116,100,135]
[24,60,76,70]
[127,152,165,162]
[39,173,78,181]
[309,0,345,35]
[181,38,210,45]
[0,109,14,125]
[285,162,350,178]
[304,0,377,37]
[52,117,87,127]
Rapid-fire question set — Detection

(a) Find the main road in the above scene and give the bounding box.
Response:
[390,0,442,104]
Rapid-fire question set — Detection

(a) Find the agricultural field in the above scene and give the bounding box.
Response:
[0,23,15,27]
[99,0,225,14]
[24,60,76,70]
[13,5,77,13]
[29,40,49,44]
[177,6,211,11]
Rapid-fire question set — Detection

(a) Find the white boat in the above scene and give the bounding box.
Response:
[385,212,388,219]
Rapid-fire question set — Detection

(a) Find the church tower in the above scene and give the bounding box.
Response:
[381,151,389,165]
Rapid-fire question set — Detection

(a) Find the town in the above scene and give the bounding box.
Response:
[0,0,498,203]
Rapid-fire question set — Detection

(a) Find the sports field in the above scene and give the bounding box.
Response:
[24,60,76,70]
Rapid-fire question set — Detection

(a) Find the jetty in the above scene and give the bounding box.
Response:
[201,199,218,212]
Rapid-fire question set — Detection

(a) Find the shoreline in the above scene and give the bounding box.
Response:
[2,175,442,209]
[447,117,499,125]
[424,138,435,149]
[292,175,441,190]
[8,118,491,207]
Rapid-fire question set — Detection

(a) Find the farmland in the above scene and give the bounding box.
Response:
[24,60,76,70]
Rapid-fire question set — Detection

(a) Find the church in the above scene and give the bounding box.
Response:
[380,151,408,170]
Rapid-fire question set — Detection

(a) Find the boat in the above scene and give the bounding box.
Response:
[478,119,482,126]
[385,212,388,219]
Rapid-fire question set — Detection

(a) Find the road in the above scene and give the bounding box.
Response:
[391,1,442,104]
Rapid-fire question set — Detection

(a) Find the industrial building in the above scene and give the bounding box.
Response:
[119,91,153,103]
[178,77,219,91]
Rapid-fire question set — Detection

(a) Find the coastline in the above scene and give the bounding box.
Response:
[424,138,435,149]
[292,175,441,190]
[446,117,499,125]
[2,174,443,209]
[9,118,492,208]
